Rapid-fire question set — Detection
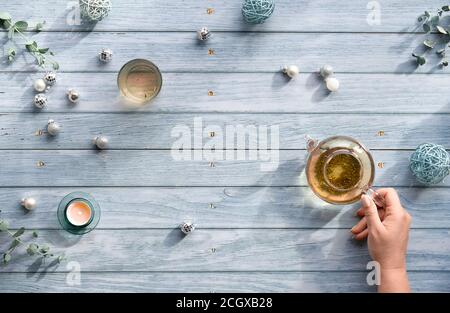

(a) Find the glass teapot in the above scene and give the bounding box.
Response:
[305,135,384,206]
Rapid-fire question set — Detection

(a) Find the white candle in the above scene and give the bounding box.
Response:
[66,201,92,227]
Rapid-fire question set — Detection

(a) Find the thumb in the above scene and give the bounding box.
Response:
[361,195,384,232]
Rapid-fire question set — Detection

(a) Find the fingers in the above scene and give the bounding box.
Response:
[353,228,368,240]
[361,194,384,232]
[351,217,367,234]
[376,188,402,211]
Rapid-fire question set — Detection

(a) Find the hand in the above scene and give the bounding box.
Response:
[351,188,412,292]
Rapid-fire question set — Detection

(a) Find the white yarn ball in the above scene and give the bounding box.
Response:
[79,0,112,21]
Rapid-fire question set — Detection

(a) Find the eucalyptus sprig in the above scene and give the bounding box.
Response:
[414,5,450,67]
[0,218,65,266]
[0,11,58,70]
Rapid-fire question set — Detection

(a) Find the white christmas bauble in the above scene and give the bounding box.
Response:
[47,120,61,136]
[283,65,299,78]
[21,197,36,210]
[99,48,113,62]
[325,77,340,92]
[320,65,334,78]
[93,136,108,149]
[33,78,47,92]
[67,89,80,103]
[44,71,57,86]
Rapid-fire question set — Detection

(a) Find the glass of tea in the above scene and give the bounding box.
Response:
[117,59,162,106]
[305,135,384,205]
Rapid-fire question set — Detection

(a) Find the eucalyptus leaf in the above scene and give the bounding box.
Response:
[7,47,16,62]
[0,12,11,20]
[0,220,9,231]
[412,53,426,66]
[12,227,25,237]
[437,48,446,56]
[39,245,50,254]
[13,21,28,32]
[430,16,439,26]
[3,253,11,264]
[423,23,431,33]
[441,59,449,66]
[8,239,20,250]
[423,39,436,48]
[25,41,38,52]
[32,231,38,238]
[425,11,431,18]
[38,48,49,54]
[437,25,448,34]
[443,5,450,12]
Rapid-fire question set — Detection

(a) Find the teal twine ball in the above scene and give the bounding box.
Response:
[410,143,450,185]
[242,0,275,24]
[79,0,112,22]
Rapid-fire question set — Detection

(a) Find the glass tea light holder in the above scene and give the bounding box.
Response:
[117,59,162,106]
[305,135,385,206]
[57,192,101,235]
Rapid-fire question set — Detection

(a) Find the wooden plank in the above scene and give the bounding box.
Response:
[0,150,444,187]
[1,73,450,113]
[0,0,441,32]
[0,187,448,229]
[0,229,449,272]
[0,113,448,150]
[0,32,447,73]
[1,271,449,293]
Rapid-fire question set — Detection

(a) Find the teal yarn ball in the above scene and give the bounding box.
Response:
[242,0,275,24]
[410,143,450,185]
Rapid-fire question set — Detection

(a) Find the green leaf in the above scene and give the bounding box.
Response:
[25,41,38,52]
[430,16,439,26]
[443,6,450,12]
[412,53,426,66]
[52,62,59,70]
[0,220,9,231]
[12,227,25,238]
[3,253,11,264]
[425,11,431,18]
[423,23,431,33]
[32,231,38,238]
[13,21,28,32]
[0,12,11,20]
[437,25,448,34]
[38,48,49,54]
[39,245,50,254]
[26,243,38,256]
[441,59,449,66]
[35,21,45,32]
[8,238,20,250]
[423,40,436,48]
[437,48,446,56]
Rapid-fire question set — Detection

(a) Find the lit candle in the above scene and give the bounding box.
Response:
[65,200,93,227]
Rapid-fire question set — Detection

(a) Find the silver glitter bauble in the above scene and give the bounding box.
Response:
[47,119,61,136]
[197,27,211,41]
[43,71,57,86]
[93,136,108,149]
[320,65,334,78]
[34,93,48,109]
[21,197,36,210]
[67,89,80,103]
[180,222,195,235]
[99,48,113,62]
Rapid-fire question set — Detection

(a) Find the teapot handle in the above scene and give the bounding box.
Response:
[362,187,385,207]
[304,135,318,152]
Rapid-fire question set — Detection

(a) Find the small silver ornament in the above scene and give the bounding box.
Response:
[47,119,61,136]
[99,48,113,62]
[320,65,334,79]
[34,93,48,109]
[43,71,57,86]
[197,27,211,41]
[67,89,80,103]
[93,136,108,149]
[21,197,36,211]
[282,65,299,78]
[33,78,47,92]
[180,222,195,235]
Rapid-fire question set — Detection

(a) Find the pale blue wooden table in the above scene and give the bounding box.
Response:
[0,0,449,292]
